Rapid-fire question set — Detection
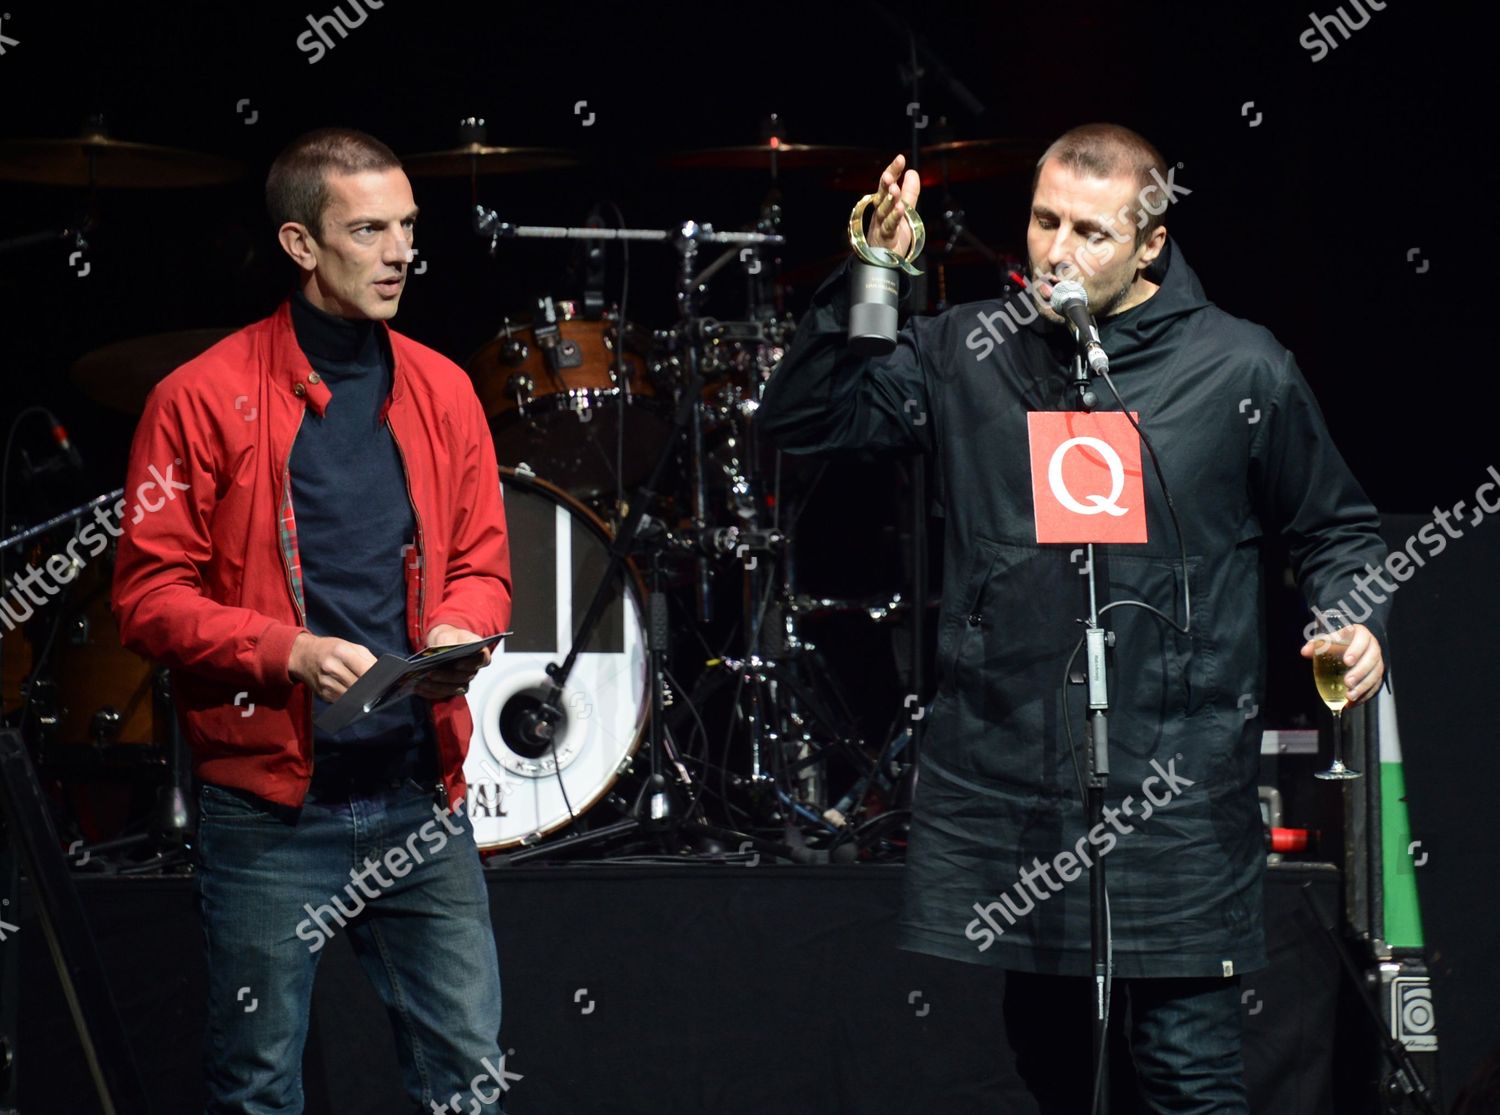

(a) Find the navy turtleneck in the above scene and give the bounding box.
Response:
[288,287,435,788]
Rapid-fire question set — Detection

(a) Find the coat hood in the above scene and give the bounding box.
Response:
[1026,237,1213,376]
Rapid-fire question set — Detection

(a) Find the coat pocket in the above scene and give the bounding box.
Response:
[935,538,1001,688]
[1103,551,1217,725]
[936,540,1216,738]
[939,537,1084,702]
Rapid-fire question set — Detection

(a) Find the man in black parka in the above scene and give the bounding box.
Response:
[756,123,1388,1113]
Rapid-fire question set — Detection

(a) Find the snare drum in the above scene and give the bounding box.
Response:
[462,467,648,849]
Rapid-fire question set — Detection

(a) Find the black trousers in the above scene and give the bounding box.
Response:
[1003,970,1250,1114]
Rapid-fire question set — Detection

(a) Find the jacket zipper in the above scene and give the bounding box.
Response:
[279,409,312,775]
[387,412,446,808]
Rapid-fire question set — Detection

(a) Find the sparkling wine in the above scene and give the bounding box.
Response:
[1313,650,1349,712]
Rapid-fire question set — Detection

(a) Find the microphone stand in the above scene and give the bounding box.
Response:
[1082,537,1114,1115]
[1070,348,1112,1114]
[1074,347,1099,411]
[889,28,930,810]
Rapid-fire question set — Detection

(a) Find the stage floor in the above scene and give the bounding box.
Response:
[17,862,1347,1114]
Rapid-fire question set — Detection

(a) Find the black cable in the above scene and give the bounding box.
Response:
[547,721,576,823]
[1090,892,1114,1113]
[1095,363,1192,635]
[1,406,59,717]
[718,668,749,826]
[602,200,630,521]
[1060,633,1090,806]
[661,664,711,819]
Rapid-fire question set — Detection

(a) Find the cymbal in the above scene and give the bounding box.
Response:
[401,144,580,177]
[663,142,880,173]
[917,137,1042,184]
[70,328,236,414]
[777,242,1016,290]
[829,138,1042,191]
[0,132,244,188]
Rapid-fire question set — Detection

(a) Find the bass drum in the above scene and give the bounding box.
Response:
[462,466,648,849]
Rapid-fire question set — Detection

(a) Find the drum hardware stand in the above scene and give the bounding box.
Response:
[889,33,934,810]
[2,492,192,871]
[680,290,866,835]
[882,8,990,804]
[692,314,867,837]
[0,730,154,1113]
[472,207,782,256]
[0,219,89,260]
[682,443,872,839]
[1296,886,1441,1114]
[474,217,788,863]
[0,492,124,558]
[150,670,193,848]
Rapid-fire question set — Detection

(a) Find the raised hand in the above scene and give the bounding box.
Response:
[867,153,922,258]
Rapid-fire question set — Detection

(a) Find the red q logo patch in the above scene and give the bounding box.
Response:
[1027,411,1148,544]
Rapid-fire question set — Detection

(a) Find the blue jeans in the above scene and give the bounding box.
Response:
[1004,971,1250,1114]
[194,777,505,1114]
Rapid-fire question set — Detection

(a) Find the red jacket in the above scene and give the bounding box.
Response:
[111,299,511,809]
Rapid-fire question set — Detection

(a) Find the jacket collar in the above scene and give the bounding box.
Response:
[267,297,407,418]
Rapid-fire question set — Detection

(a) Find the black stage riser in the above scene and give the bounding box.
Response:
[15,864,1355,1114]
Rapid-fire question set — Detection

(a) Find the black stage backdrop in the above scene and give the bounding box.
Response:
[0,0,1485,514]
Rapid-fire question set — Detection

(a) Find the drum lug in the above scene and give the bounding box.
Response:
[615,755,634,776]
[90,706,123,744]
[506,373,534,409]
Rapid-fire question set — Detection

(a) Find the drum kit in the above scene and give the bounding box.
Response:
[0,114,1036,866]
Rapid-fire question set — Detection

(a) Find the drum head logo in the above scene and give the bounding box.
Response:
[1027,411,1148,544]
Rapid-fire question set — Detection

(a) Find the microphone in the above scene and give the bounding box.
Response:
[1048,280,1110,377]
[51,422,85,472]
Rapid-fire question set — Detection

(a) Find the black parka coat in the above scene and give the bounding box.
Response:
[756,241,1388,977]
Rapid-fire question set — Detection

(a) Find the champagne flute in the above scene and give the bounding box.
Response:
[1311,608,1361,780]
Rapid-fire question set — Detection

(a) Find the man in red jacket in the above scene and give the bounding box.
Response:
[112,127,513,1114]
